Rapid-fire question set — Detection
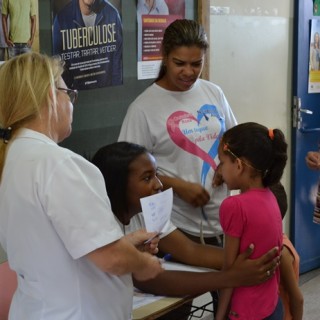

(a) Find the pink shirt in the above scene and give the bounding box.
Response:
[220,188,283,319]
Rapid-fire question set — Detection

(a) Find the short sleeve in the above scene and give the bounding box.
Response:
[43,155,123,259]
[118,102,153,151]
[31,0,37,16]
[219,196,245,238]
[1,0,8,15]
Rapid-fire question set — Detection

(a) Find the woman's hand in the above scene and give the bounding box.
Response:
[158,175,210,207]
[306,151,320,170]
[177,181,210,207]
[229,244,280,287]
[125,230,160,255]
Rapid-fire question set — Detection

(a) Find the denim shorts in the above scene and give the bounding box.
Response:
[8,43,31,59]
[263,296,284,320]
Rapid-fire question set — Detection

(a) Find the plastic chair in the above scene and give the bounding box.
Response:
[0,261,17,320]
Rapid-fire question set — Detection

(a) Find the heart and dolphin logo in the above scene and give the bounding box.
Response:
[166,104,225,185]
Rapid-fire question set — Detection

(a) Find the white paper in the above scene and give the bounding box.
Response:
[140,188,173,234]
[162,261,214,273]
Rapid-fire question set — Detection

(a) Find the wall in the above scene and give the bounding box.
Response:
[208,0,294,233]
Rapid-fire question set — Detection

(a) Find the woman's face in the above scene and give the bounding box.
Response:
[159,45,205,91]
[126,153,163,219]
[54,78,74,143]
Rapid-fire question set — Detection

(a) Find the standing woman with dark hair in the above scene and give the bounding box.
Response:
[119,19,237,247]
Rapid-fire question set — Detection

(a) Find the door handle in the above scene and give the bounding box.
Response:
[299,108,313,115]
[299,127,320,133]
[293,96,320,132]
[299,108,319,132]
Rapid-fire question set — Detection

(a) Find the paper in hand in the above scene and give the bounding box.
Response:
[140,188,173,234]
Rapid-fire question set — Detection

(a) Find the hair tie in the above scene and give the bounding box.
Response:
[268,128,274,140]
[0,127,12,144]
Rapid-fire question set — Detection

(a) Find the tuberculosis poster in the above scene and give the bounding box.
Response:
[51,0,123,90]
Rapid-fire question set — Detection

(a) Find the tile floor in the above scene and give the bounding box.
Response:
[299,267,320,320]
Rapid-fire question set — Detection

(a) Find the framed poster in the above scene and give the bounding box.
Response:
[51,0,123,90]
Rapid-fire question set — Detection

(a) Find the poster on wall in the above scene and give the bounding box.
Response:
[314,0,320,16]
[51,0,123,91]
[308,19,320,93]
[137,0,185,80]
[0,0,40,62]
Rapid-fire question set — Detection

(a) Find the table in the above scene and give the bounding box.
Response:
[132,295,196,320]
[132,261,215,320]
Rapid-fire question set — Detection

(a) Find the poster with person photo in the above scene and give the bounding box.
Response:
[136,0,185,80]
[0,0,39,62]
[314,0,320,16]
[51,0,123,90]
[309,19,320,93]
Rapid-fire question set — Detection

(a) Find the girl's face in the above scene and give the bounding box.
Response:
[160,45,205,91]
[126,153,163,218]
[218,144,241,190]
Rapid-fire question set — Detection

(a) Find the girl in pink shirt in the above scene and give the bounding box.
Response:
[216,122,288,320]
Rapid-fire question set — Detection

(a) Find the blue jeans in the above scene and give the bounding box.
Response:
[227,297,283,320]
[0,47,6,61]
[263,296,284,320]
[8,43,31,59]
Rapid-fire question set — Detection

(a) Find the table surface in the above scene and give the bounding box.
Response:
[132,261,214,320]
[132,295,196,320]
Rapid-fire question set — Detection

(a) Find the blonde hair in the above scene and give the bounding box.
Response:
[0,52,64,180]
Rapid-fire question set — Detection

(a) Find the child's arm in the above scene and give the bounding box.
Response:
[216,235,240,320]
[280,246,304,320]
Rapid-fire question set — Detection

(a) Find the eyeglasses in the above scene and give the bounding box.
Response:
[223,143,260,172]
[57,87,78,104]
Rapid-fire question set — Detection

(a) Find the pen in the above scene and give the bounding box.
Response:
[163,253,172,261]
[144,232,162,244]
[201,206,208,221]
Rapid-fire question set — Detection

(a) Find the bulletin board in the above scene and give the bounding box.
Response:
[38,0,197,158]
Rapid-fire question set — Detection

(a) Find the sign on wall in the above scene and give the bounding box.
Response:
[51,0,123,91]
[136,0,185,80]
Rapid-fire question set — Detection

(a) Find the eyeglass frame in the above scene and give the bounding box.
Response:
[57,87,78,104]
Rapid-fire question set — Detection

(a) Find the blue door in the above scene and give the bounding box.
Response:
[292,0,320,273]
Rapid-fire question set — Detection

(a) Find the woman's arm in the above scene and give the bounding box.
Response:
[133,244,279,296]
[159,229,223,270]
[86,236,164,281]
